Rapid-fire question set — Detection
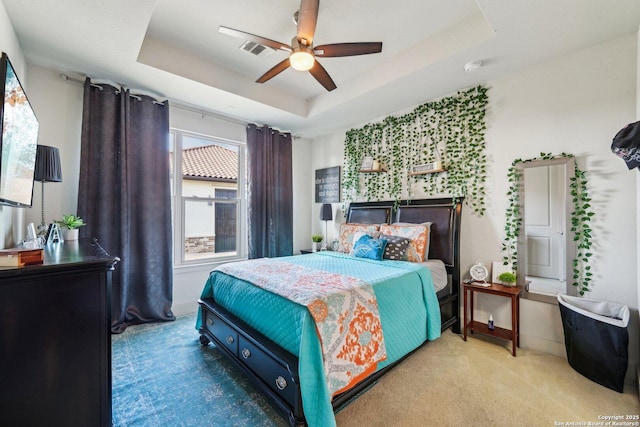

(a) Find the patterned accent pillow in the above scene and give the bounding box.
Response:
[380,233,411,260]
[393,222,432,260]
[379,223,429,262]
[352,235,388,261]
[338,223,380,253]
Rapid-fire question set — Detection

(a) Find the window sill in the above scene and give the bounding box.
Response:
[173,257,247,273]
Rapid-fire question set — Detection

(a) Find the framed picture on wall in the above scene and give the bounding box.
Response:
[492,261,513,285]
[360,156,373,171]
[315,166,341,203]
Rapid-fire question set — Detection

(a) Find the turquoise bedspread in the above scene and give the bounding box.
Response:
[196,251,440,427]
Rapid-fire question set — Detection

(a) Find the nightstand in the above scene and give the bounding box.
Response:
[462,282,523,356]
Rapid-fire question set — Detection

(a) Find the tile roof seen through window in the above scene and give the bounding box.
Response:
[182,144,237,181]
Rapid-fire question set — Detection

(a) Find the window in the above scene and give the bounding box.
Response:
[170,129,246,265]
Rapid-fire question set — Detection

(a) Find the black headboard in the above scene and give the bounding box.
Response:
[347,204,392,225]
[346,198,462,272]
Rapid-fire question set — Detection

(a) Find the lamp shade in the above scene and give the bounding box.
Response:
[34,145,62,182]
[320,203,333,221]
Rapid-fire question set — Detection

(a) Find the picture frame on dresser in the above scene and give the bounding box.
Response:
[492,261,514,285]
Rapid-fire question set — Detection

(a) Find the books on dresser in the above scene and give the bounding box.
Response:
[0,248,44,267]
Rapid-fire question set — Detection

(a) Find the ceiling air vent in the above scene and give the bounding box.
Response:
[239,40,275,58]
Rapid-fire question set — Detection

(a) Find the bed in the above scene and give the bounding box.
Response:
[197,197,462,426]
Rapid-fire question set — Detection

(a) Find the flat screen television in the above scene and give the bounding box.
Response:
[0,51,39,208]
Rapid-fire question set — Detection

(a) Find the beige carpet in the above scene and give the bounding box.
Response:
[335,331,639,427]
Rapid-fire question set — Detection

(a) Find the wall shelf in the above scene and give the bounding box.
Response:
[360,168,387,173]
[409,168,446,176]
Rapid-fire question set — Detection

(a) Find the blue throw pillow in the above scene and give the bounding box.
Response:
[352,235,388,261]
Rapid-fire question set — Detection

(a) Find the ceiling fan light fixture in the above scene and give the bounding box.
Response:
[221,2,382,91]
[290,50,314,71]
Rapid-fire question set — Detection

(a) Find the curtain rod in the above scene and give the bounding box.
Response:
[60,74,165,105]
[169,100,248,127]
[60,73,250,125]
[60,73,302,137]
[60,74,102,89]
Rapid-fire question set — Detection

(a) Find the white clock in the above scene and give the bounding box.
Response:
[470,261,489,283]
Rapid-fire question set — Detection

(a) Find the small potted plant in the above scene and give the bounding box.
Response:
[498,271,517,287]
[311,235,323,252]
[56,214,86,241]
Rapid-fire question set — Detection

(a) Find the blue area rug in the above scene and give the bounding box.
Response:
[111,313,288,427]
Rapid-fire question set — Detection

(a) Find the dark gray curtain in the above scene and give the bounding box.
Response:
[246,124,293,258]
[78,79,174,333]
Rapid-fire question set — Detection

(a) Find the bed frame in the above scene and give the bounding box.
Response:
[198,197,462,426]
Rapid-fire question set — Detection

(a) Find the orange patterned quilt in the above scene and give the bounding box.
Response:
[215,258,387,397]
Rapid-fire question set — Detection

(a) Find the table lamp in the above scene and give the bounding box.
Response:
[34,145,62,233]
[320,203,333,250]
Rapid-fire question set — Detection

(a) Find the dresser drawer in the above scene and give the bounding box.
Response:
[203,309,238,355]
[238,336,297,406]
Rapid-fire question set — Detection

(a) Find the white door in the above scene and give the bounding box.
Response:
[524,165,565,280]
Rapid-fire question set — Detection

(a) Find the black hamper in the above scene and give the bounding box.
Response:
[558,294,630,392]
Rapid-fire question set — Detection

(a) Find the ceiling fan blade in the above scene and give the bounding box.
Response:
[256,58,291,83]
[296,0,319,44]
[315,42,383,57]
[308,60,336,91]
[219,26,291,51]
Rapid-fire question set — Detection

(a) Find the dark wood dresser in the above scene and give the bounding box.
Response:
[0,239,118,427]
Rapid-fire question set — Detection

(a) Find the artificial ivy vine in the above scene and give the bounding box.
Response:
[502,152,594,295]
[342,86,489,215]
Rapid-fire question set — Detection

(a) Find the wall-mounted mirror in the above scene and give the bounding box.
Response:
[516,156,577,303]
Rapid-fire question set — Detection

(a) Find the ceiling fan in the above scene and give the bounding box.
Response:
[219,0,383,92]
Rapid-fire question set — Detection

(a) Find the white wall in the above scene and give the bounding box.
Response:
[311,34,639,375]
[483,34,637,366]
[24,67,84,229]
[308,135,348,245]
[293,136,313,250]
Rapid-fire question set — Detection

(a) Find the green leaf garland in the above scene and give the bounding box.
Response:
[342,86,489,215]
[502,152,595,295]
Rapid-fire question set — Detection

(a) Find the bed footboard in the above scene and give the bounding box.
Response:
[198,297,305,426]
[199,292,456,426]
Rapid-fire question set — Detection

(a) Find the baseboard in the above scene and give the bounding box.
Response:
[520,333,566,358]
[172,301,199,317]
